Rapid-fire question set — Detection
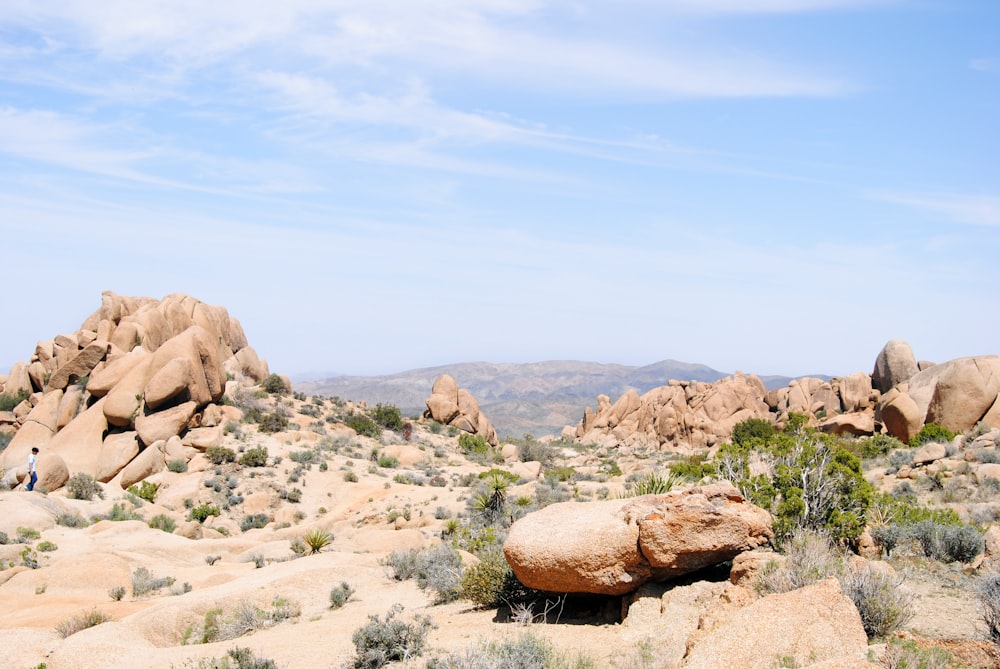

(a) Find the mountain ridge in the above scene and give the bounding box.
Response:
[296,359,832,437]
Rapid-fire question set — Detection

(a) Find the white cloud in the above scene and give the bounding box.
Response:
[970,58,1000,73]
[874,192,1000,228]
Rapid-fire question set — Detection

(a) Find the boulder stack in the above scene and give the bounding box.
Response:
[423,374,499,446]
[1,291,269,490]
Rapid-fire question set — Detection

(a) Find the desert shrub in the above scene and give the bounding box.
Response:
[428,633,584,669]
[257,412,289,434]
[303,528,333,554]
[109,586,126,601]
[416,543,464,604]
[66,473,102,501]
[167,459,189,473]
[516,439,556,467]
[285,487,302,503]
[261,374,289,395]
[131,567,175,597]
[978,570,1000,645]
[330,581,356,609]
[731,417,776,447]
[910,423,956,448]
[148,514,177,533]
[880,637,957,669]
[756,530,843,594]
[910,521,983,563]
[0,431,11,452]
[0,389,29,412]
[376,454,399,468]
[458,433,498,463]
[239,447,268,467]
[459,548,528,608]
[384,548,421,581]
[55,608,112,638]
[188,503,221,523]
[92,503,143,522]
[715,428,872,544]
[346,413,381,438]
[214,597,300,641]
[887,449,914,470]
[37,540,57,552]
[17,526,41,542]
[545,466,576,483]
[0,531,8,544]
[56,513,88,528]
[839,562,914,638]
[343,470,359,483]
[621,470,678,497]
[435,506,453,520]
[669,454,714,481]
[240,514,270,532]
[372,403,404,431]
[205,445,237,465]
[855,433,907,459]
[350,605,435,669]
[127,480,159,503]
[288,448,317,465]
[208,647,279,669]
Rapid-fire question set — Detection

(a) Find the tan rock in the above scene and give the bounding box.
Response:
[924,357,1000,433]
[47,397,109,476]
[86,350,150,397]
[880,392,922,443]
[912,442,947,465]
[818,413,874,436]
[56,384,86,429]
[975,463,1000,485]
[729,550,782,587]
[872,339,919,393]
[47,341,109,391]
[4,361,33,396]
[35,452,70,492]
[135,401,198,445]
[147,326,225,407]
[504,482,771,595]
[102,356,154,428]
[118,443,166,489]
[681,579,868,669]
[143,357,191,410]
[181,426,222,450]
[97,432,141,482]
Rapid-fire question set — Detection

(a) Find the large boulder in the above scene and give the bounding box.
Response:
[681,579,869,669]
[872,339,919,394]
[423,374,498,446]
[503,482,772,595]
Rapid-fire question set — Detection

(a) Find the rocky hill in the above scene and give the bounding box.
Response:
[1,293,999,669]
[297,360,817,438]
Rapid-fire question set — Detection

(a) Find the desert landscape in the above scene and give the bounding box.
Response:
[1,292,1000,669]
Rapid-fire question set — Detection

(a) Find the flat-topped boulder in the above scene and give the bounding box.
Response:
[503,482,772,595]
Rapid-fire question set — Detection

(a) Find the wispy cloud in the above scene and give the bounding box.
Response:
[970,58,1000,73]
[874,192,1000,228]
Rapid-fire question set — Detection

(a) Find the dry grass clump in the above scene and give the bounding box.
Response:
[55,608,112,637]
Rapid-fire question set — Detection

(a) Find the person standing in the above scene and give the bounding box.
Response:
[26,447,38,491]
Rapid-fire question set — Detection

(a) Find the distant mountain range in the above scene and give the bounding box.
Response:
[296,360,830,438]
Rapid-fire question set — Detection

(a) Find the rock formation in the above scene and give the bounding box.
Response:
[1,291,269,490]
[503,481,772,595]
[567,339,999,452]
[423,374,498,446]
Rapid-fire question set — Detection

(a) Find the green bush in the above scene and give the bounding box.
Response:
[909,423,956,448]
[167,459,188,473]
[127,480,159,503]
[350,605,435,669]
[261,374,289,395]
[459,433,500,465]
[303,528,332,554]
[459,549,527,608]
[37,540,57,552]
[372,403,404,431]
[239,447,268,467]
[731,418,776,447]
[148,514,177,533]
[240,514,270,532]
[206,445,237,465]
[257,412,289,434]
[188,503,221,523]
[428,633,585,669]
[910,520,983,563]
[66,473,103,501]
[0,390,29,412]
[622,470,678,497]
[376,455,399,469]
[669,454,714,481]
[346,413,381,438]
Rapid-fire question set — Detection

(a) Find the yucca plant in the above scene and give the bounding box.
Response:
[621,470,678,497]
[303,528,333,554]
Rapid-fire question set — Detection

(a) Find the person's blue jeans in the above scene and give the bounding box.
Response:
[27,472,37,491]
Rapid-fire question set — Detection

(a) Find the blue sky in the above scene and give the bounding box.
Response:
[1,0,997,380]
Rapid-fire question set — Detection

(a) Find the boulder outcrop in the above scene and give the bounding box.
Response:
[1,292,269,491]
[424,374,498,446]
[503,482,772,595]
